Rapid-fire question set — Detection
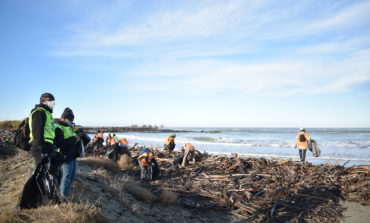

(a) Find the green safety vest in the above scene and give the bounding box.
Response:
[55,123,76,140]
[29,107,55,144]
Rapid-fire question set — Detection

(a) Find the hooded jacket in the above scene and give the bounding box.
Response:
[295,131,311,150]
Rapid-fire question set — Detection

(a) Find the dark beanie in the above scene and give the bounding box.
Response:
[61,107,74,121]
[40,93,55,103]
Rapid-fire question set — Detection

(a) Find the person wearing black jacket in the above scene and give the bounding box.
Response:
[54,107,80,201]
[29,93,56,166]
[17,93,58,209]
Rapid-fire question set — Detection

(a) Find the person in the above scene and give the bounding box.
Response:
[106,138,131,162]
[164,134,176,152]
[294,127,311,162]
[54,108,80,202]
[181,143,196,167]
[137,148,160,180]
[118,138,131,157]
[112,134,119,144]
[28,93,56,166]
[18,93,60,209]
[106,133,112,146]
[93,130,104,148]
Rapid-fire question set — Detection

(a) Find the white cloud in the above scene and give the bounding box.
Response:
[297,37,370,54]
[62,0,250,48]
[306,1,370,30]
[52,0,370,97]
[125,48,370,96]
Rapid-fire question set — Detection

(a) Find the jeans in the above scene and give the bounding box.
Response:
[61,159,77,198]
[139,161,152,180]
[299,150,307,162]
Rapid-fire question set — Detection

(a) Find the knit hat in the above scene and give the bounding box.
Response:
[61,107,74,121]
[40,93,55,103]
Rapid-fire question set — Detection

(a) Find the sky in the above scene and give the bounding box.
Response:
[0,0,370,128]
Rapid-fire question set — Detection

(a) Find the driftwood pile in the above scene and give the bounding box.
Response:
[89,145,369,222]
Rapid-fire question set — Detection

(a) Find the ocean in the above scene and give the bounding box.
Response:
[95,128,370,166]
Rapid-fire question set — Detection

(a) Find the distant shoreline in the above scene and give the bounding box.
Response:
[80,126,221,134]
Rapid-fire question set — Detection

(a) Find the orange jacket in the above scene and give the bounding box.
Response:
[295,131,310,150]
[182,143,195,153]
[138,152,153,166]
[119,138,129,145]
[164,136,175,145]
[106,135,112,143]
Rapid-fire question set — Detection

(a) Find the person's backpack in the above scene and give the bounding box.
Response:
[14,118,31,151]
[299,134,306,143]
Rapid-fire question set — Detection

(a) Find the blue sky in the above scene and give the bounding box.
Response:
[1,0,370,127]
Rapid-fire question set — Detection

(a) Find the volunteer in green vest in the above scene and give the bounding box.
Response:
[29,92,56,166]
[54,107,80,202]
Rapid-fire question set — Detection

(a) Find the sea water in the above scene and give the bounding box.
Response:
[96,128,370,166]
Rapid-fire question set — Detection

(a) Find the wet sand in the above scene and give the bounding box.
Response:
[341,201,370,223]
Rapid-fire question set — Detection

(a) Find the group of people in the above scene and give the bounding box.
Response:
[18,92,316,209]
[100,132,197,180]
[18,93,90,209]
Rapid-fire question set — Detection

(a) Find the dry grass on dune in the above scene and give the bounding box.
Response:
[0,150,32,213]
[0,121,21,131]
[117,154,133,170]
[0,203,108,223]
[79,157,118,170]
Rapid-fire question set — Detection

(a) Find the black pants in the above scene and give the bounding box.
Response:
[299,149,307,162]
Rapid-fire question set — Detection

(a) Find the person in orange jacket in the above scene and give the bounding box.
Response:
[106,133,112,146]
[105,136,131,162]
[181,143,196,167]
[164,134,176,152]
[93,130,104,148]
[117,138,131,157]
[294,128,311,162]
[137,148,160,180]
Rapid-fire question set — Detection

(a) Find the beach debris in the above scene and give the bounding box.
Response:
[121,147,369,222]
[2,127,368,222]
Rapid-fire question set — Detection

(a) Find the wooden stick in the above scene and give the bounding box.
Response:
[234,202,256,214]
[200,173,272,178]
[228,188,255,192]
[296,193,329,201]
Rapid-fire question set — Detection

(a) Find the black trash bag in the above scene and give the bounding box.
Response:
[308,139,321,157]
[19,157,60,209]
[76,129,91,146]
[93,137,104,149]
[151,158,160,180]
[173,155,184,166]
